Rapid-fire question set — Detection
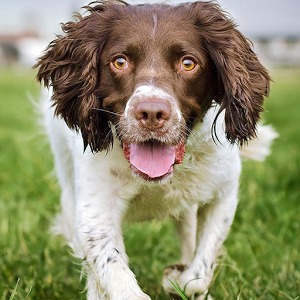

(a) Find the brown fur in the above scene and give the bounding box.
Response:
[34,0,270,152]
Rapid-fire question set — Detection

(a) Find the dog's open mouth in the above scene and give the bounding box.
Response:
[123,141,185,181]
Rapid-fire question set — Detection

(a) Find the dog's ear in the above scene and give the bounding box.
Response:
[34,4,124,152]
[191,2,271,145]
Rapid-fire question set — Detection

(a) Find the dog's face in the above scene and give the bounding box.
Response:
[35,1,270,181]
[99,9,215,180]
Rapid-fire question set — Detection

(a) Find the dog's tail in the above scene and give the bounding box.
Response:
[240,124,278,161]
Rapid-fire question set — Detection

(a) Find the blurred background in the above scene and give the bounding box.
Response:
[0,0,300,68]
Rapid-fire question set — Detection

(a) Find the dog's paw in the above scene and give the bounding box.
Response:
[162,264,212,299]
[130,294,151,300]
[120,291,151,300]
[99,289,151,300]
[128,294,151,300]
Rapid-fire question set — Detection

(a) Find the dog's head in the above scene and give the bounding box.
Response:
[35,1,270,181]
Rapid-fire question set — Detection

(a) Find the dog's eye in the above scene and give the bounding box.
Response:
[112,57,128,70]
[180,58,196,71]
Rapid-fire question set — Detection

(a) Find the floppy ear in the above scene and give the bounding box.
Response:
[192,2,271,145]
[34,4,117,152]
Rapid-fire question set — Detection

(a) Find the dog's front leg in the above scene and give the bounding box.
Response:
[73,152,150,300]
[174,204,198,265]
[76,190,150,300]
[163,189,239,299]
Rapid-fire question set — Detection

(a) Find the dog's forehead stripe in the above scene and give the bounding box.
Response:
[152,13,158,40]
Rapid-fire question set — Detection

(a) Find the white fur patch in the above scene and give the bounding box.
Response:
[124,84,182,121]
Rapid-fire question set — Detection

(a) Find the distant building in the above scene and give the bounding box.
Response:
[0,31,47,67]
[253,37,300,68]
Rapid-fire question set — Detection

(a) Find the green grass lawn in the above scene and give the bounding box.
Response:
[0,67,299,300]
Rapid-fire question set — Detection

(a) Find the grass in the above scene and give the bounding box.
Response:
[0,67,299,300]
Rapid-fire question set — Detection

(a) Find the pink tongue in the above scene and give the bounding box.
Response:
[130,143,176,178]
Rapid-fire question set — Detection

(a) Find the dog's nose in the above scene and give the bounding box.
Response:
[134,101,171,129]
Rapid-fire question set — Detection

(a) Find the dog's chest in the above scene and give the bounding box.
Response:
[123,151,221,222]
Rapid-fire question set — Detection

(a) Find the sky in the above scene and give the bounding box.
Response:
[0,0,300,38]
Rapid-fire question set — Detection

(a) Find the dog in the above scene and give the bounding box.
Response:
[35,1,277,299]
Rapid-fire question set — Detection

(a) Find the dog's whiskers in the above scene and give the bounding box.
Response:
[92,108,122,117]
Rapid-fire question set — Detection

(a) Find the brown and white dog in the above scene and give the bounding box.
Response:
[35,1,277,299]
